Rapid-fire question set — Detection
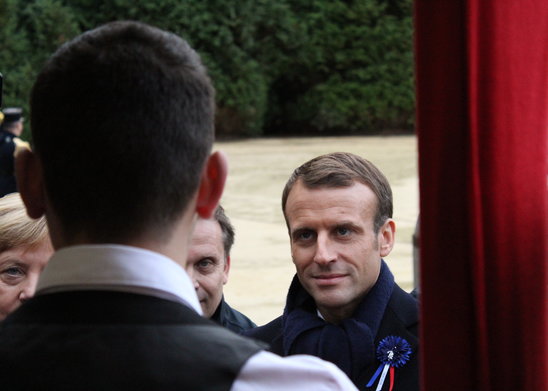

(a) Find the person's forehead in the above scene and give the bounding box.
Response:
[287,180,376,204]
[285,181,377,225]
[0,242,50,266]
[190,219,223,246]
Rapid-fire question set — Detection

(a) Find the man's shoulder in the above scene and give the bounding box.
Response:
[0,130,15,149]
[0,291,266,390]
[217,299,257,333]
[0,129,14,139]
[387,284,419,327]
[376,283,419,353]
[244,316,283,340]
[242,316,285,355]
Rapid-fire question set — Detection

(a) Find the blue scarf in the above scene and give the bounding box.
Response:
[282,260,394,384]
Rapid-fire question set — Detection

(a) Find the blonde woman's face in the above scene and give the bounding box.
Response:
[0,240,52,320]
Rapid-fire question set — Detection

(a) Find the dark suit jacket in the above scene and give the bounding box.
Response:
[246,285,419,391]
[0,290,264,391]
[212,296,257,334]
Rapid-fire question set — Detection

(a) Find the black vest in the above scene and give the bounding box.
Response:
[0,291,264,391]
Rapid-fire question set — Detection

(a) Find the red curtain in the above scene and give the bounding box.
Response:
[414,1,548,390]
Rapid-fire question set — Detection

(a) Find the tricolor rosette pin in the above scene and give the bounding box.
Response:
[366,336,412,391]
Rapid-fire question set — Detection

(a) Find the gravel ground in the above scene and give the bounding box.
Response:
[214,135,419,325]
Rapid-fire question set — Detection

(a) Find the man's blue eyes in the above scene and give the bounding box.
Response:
[337,227,351,236]
[299,231,313,240]
[197,259,214,268]
[295,228,352,240]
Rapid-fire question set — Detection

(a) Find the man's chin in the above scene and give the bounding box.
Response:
[312,293,347,308]
[199,302,210,316]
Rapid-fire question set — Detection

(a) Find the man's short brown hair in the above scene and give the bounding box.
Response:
[281,152,393,233]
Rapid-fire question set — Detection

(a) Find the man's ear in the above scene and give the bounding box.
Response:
[379,218,396,257]
[223,255,231,285]
[196,151,227,219]
[15,149,46,219]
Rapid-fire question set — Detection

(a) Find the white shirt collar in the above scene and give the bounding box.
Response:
[36,244,202,315]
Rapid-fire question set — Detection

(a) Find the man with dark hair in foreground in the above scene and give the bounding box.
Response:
[0,21,357,390]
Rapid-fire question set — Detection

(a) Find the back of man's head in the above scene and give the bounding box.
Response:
[282,152,393,233]
[30,21,215,243]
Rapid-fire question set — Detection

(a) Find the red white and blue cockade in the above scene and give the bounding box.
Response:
[366,336,412,391]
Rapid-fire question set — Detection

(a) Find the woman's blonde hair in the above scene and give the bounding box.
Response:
[0,193,49,252]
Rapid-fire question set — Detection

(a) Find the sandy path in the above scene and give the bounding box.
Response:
[214,135,418,325]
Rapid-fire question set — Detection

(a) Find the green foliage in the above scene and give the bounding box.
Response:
[0,0,79,140]
[1,0,414,138]
[64,0,271,136]
[263,0,414,134]
[0,0,32,134]
[20,0,79,68]
[174,0,271,136]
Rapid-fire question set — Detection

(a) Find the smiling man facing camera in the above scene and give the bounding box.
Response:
[245,152,419,391]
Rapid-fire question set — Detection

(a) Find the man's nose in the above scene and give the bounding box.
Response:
[313,233,336,265]
[185,262,198,289]
[184,267,200,290]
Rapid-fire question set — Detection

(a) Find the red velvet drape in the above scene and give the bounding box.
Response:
[414,1,548,390]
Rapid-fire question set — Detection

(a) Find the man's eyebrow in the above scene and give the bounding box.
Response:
[198,255,219,261]
[333,221,363,232]
[334,221,360,228]
[290,226,314,237]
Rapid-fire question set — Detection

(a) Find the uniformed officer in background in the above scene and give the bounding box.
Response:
[0,107,30,197]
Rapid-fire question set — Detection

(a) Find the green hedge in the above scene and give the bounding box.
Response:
[0,0,414,139]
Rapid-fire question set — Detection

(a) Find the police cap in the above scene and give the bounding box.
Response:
[2,107,23,124]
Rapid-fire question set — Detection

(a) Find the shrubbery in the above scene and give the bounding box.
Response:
[0,0,413,138]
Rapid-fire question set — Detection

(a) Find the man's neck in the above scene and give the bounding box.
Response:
[316,301,360,325]
[49,208,197,270]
